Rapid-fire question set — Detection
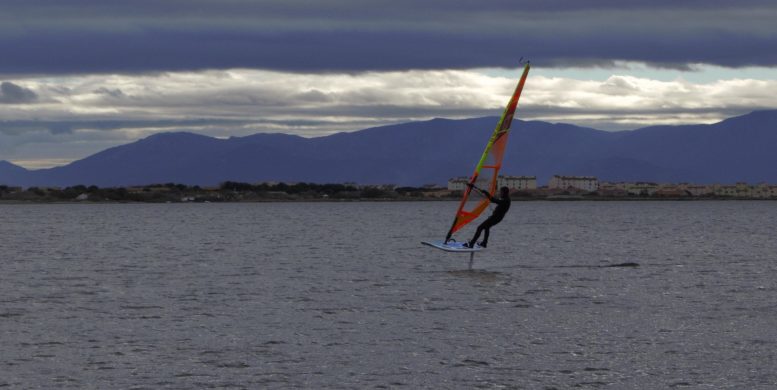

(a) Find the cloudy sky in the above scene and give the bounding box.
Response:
[2,0,777,168]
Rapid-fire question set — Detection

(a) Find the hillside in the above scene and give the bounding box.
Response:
[2,110,776,187]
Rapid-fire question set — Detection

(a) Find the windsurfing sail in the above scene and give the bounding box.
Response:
[444,62,530,243]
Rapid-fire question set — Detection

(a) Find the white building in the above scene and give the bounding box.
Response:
[713,185,737,197]
[498,175,537,191]
[624,182,659,196]
[447,177,470,191]
[448,175,537,191]
[751,183,771,199]
[714,183,752,197]
[681,184,712,197]
[548,175,599,192]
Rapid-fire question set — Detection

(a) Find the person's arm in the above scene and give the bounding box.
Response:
[466,182,486,195]
[467,182,499,203]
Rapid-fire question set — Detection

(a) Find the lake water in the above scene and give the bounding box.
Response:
[1,201,776,389]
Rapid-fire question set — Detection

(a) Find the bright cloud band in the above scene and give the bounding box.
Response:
[2,65,777,168]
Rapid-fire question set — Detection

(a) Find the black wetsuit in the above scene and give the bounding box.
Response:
[469,190,511,247]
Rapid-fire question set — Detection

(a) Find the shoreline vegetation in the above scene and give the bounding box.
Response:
[1,181,775,203]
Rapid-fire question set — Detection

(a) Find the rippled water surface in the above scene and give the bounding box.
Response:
[1,201,777,389]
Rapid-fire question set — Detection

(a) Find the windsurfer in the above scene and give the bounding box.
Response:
[464,184,511,248]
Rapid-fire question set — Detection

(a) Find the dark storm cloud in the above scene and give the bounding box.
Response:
[0,82,38,103]
[2,0,776,74]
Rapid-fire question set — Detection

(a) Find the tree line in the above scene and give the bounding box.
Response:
[0,182,444,202]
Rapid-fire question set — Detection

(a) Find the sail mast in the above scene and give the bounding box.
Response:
[445,62,530,242]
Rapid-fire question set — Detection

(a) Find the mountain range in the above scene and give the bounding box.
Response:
[2,110,777,187]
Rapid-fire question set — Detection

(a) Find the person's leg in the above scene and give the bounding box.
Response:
[471,218,495,247]
[480,218,499,247]
[469,221,486,246]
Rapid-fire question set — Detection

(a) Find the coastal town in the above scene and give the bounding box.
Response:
[2,174,777,203]
[449,175,777,199]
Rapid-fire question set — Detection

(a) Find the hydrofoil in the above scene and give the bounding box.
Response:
[421,240,484,252]
[422,240,485,270]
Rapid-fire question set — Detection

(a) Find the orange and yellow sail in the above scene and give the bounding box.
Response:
[445,63,530,242]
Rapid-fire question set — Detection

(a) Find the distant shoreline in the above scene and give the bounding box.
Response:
[2,196,774,205]
[3,182,776,204]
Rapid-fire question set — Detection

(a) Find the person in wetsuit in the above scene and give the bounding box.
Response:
[464,185,511,248]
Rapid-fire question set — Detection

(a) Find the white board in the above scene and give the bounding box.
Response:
[421,240,485,252]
